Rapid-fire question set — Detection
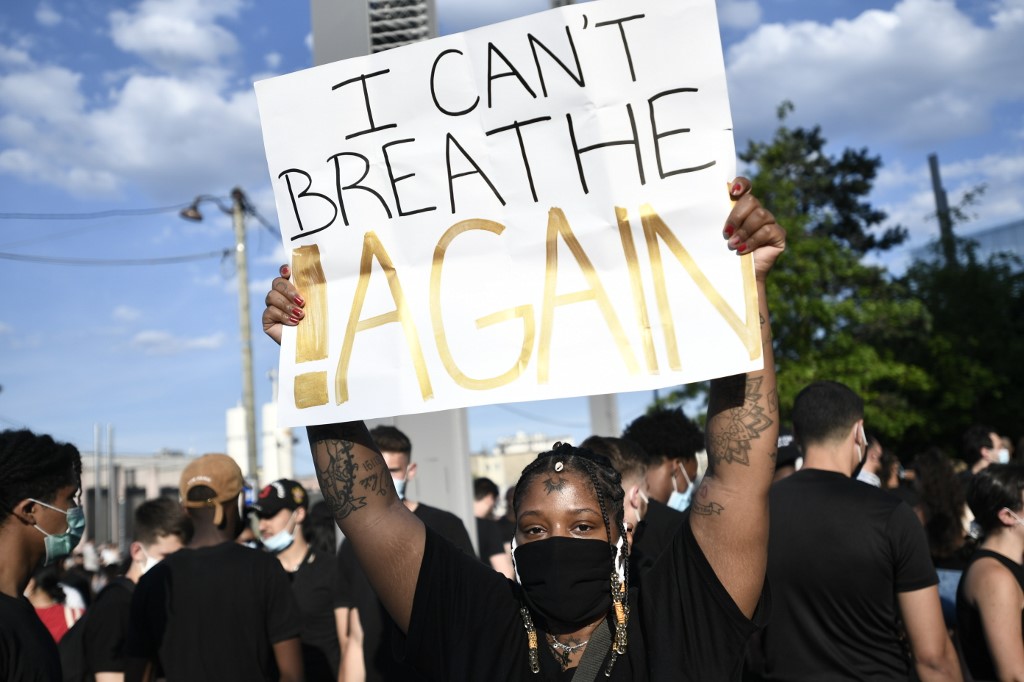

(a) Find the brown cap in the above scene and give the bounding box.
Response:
[179,454,245,526]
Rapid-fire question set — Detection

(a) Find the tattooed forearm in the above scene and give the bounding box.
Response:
[313,439,368,520]
[706,376,775,467]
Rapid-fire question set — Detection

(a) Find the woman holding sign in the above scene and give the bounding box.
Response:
[262,178,784,681]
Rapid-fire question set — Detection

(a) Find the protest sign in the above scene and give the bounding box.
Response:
[255,0,762,427]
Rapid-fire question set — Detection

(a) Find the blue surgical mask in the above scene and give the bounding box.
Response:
[31,499,85,566]
[997,448,1011,465]
[393,477,407,501]
[666,464,694,512]
[262,511,297,553]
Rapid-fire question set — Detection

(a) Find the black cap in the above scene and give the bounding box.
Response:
[252,479,308,518]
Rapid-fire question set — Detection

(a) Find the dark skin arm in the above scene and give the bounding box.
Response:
[691,178,785,619]
[264,287,425,633]
[273,637,305,682]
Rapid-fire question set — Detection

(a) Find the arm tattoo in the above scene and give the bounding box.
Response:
[707,376,774,466]
[691,500,725,516]
[314,439,367,520]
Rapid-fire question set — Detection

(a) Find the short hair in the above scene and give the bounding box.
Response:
[370,425,412,457]
[0,429,82,524]
[473,477,500,502]
[791,381,863,450]
[962,424,996,466]
[580,436,648,483]
[621,407,704,465]
[967,463,1024,535]
[133,497,192,546]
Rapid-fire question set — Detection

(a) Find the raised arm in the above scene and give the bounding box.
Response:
[263,271,426,632]
[691,178,785,618]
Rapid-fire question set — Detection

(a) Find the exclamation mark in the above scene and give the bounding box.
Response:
[292,244,330,409]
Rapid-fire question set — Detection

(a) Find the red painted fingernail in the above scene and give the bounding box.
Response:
[724,225,735,238]
[737,243,748,253]
[292,307,303,317]
[279,264,290,277]
[288,316,300,325]
[294,295,304,306]
[732,183,743,195]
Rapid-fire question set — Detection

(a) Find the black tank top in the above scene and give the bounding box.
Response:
[956,548,1024,681]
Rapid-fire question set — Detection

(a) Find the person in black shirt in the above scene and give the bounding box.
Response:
[622,406,705,513]
[474,477,514,578]
[264,178,783,680]
[0,429,83,682]
[124,454,304,682]
[957,464,1024,681]
[253,478,346,681]
[72,497,191,682]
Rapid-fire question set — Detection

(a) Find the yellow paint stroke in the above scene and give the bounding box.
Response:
[431,219,535,389]
[292,245,329,363]
[336,231,433,404]
[640,204,761,364]
[294,371,329,409]
[615,207,658,374]
[538,208,640,384]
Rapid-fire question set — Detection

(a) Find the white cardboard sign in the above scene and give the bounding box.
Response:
[255,0,762,427]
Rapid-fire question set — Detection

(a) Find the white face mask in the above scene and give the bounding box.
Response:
[997,448,1011,464]
[666,463,693,512]
[634,490,649,526]
[140,547,160,575]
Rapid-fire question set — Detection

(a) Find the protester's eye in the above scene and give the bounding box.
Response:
[523,526,545,536]
[574,522,595,533]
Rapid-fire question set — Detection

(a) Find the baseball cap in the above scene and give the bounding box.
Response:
[252,479,308,519]
[179,454,245,526]
[776,428,801,470]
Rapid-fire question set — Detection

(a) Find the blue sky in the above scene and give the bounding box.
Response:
[1,0,1022,474]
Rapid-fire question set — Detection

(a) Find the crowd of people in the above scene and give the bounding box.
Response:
[1,179,1021,681]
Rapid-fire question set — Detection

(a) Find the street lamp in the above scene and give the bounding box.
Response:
[180,188,258,481]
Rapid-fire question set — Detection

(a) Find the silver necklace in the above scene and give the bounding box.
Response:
[547,635,589,654]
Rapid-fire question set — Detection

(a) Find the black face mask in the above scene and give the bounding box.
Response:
[514,536,612,631]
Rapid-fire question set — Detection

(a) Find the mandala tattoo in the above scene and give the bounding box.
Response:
[543,476,567,494]
[707,376,774,466]
[314,439,368,520]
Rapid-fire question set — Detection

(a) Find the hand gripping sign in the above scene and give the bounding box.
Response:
[255,0,761,427]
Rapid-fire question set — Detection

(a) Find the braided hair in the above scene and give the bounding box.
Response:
[0,429,82,524]
[513,442,631,674]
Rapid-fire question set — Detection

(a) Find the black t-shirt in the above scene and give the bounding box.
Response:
[400,510,768,681]
[125,542,302,682]
[0,593,62,682]
[476,517,508,563]
[631,498,686,587]
[337,502,475,682]
[83,577,135,674]
[956,548,1024,681]
[750,468,938,681]
[289,548,345,681]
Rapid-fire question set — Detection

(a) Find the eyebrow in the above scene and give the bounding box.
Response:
[518,507,601,520]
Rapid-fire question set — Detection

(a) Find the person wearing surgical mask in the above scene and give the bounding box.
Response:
[254,479,347,681]
[621,407,705,513]
[75,497,190,682]
[0,428,82,681]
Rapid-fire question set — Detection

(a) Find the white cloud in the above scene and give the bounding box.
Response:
[113,305,142,321]
[109,0,243,69]
[0,322,11,335]
[35,3,62,27]
[131,330,225,355]
[264,52,281,69]
[726,0,1024,147]
[0,46,32,66]
[718,0,762,30]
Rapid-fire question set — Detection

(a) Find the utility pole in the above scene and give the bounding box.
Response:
[231,188,258,481]
[928,153,957,268]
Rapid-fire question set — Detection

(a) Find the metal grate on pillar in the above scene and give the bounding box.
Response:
[369,1,433,53]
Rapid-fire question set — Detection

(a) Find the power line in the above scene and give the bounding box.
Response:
[496,403,588,430]
[0,203,192,220]
[0,249,232,267]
